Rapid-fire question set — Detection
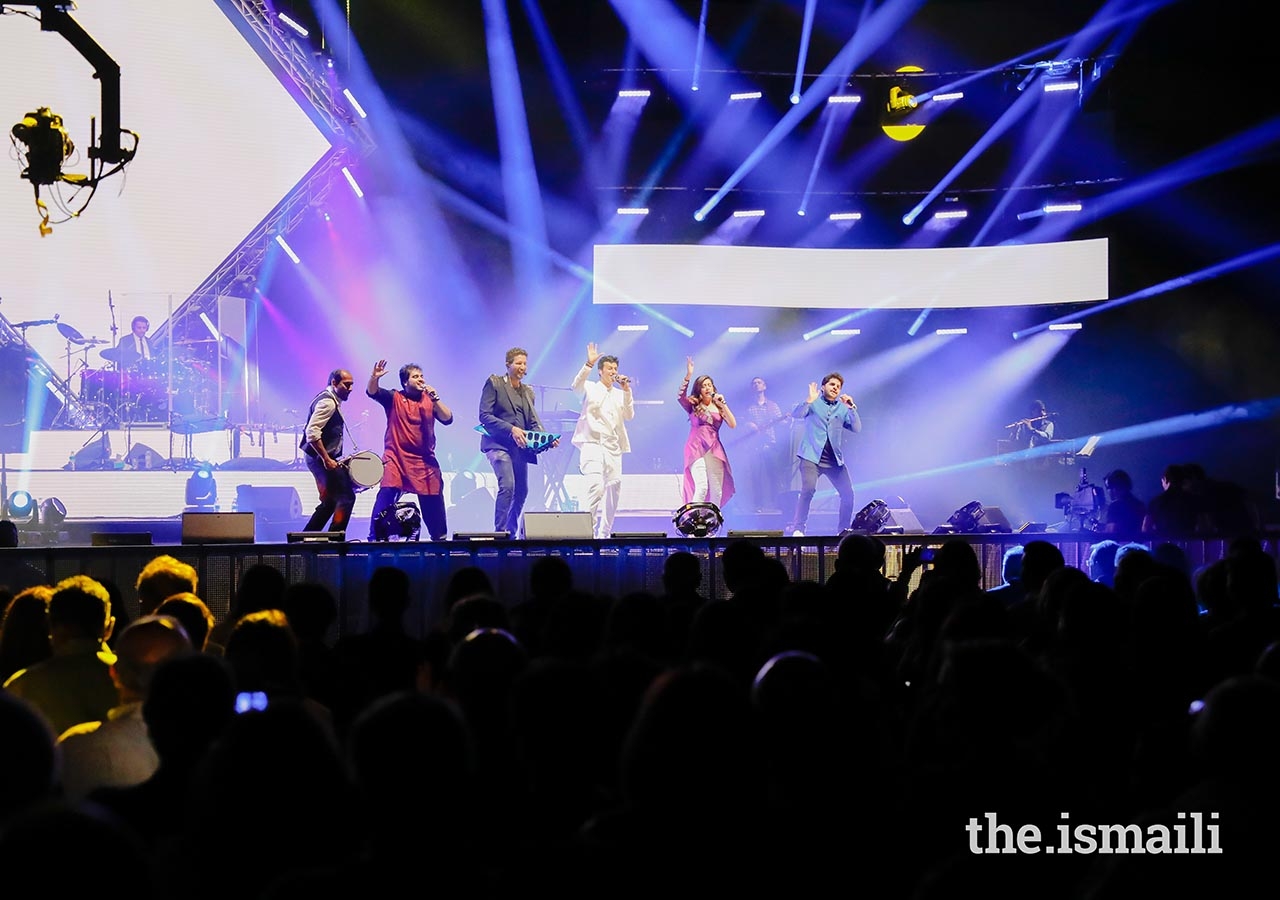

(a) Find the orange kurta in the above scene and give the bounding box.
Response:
[372,387,443,495]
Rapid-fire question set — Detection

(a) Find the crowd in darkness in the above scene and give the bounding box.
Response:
[1,527,1279,898]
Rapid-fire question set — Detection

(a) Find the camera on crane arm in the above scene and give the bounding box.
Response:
[11,106,80,186]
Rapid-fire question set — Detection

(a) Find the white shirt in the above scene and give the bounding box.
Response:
[570,364,634,454]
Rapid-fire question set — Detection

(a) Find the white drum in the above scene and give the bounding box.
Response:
[343,450,384,492]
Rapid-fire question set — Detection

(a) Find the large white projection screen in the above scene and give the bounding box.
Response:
[0,1,330,377]
[593,239,1109,308]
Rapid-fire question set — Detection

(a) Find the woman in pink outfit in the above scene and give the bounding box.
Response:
[678,356,737,508]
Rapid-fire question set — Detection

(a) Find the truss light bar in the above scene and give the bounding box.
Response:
[616,207,649,215]
[830,328,862,336]
[729,91,762,102]
[931,92,964,102]
[933,209,968,221]
[199,312,223,342]
[617,324,650,332]
[732,209,766,218]
[274,234,300,264]
[278,13,309,38]
[341,166,364,198]
[617,89,651,99]
[826,94,861,104]
[1044,202,1082,214]
[1048,322,1083,331]
[935,327,968,335]
[828,212,862,221]
[1043,80,1080,93]
[342,88,367,118]
[727,326,760,334]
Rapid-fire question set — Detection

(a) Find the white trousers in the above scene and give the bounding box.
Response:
[578,443,624,538]
[689,453,726,506]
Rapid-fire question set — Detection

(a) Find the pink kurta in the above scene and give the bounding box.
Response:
[680,404,735,506]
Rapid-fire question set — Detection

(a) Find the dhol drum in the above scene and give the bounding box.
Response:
[342,450,385,493]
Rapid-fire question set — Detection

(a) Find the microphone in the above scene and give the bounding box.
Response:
[713,393,725,404]
[616,374,636,385]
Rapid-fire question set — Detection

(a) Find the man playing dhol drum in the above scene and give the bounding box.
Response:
[300,368,357,534]
[365,360,454,540]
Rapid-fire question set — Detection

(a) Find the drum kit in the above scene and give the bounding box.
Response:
[56,320,218,428]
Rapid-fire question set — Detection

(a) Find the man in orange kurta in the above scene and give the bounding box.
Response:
[366,360,454,540]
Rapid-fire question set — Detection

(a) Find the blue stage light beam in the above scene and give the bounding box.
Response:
[692,0,709,91]
[518,0,594,167]
[790,0,819,105]
[482,0,551,299]
[1014,242,1280,339]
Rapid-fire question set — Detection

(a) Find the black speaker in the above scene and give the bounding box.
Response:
[234,485,303,522]
[882,506,926,534]
[181,512,255,544]
[125,443,165,470]
[978,506,1014,533]
[67,433,112,470]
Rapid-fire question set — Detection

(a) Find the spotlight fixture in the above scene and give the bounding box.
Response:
[39,498,67,527]
[1048,323,1083,331]
[372,501,422,542]
[727,326,760,334]
[5,490,36,524]
[830,328,861,336]
[278,13,309,37]
[728,91,762,102]
[185,465,218,508]
[849,500,891,533]
[616,324,649,332]
[342,88,367,118]
[673,502,723,538]
[826,94,861,105]
[616,207,649,216]
[617,89,651,99]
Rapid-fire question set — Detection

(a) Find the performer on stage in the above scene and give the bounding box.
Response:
[786,372,861,537]
[678,357,736,510]
[479,347,558,537]
[571,342,635,539]
[116,316,155,370]
[366,360,454,541]
[742,375,786,512]
[299,369,356,534]
[1011,399,1055,449]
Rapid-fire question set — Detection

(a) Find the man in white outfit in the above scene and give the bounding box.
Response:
[571,342,635,538]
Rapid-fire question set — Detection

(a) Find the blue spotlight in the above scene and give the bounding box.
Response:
[789,93,801,105]
[40,497,66,526]
[185,465,217,508]
[694,210,706,222]
[5,490,35,524]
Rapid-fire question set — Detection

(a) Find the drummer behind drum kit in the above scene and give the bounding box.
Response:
[57,321,216,428]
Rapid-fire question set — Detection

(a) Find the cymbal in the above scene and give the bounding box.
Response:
[57,322,86,343]
[99,347,122,362]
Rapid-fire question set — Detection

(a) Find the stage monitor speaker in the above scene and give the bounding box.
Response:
[882,507,926,534]
[92,532,153,546]
[67,433,112,470]
[181,511,255,544]
[453,532,511,541]
[125,443,165,470]
[978,506,1014,534]
[235,485,303,522]
[523,511,594,539]
[287,531,345,543]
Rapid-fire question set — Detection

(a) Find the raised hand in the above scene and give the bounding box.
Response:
[586,342,600,368]
[807,381,819,403]
[685,357,695,379]
[372,359,388,379]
